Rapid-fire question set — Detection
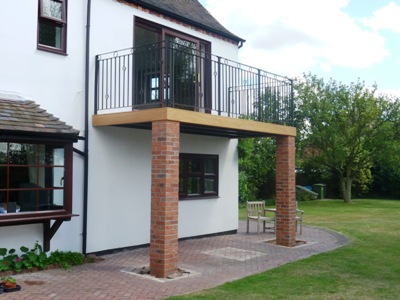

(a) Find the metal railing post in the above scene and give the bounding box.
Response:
[217,56,221,115]
[290,78,294,125]
[94,55,99,114]
[258,69,262,121]
[131,49,135,108]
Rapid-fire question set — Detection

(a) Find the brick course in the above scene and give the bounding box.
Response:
[150,120,180,278]
[275,135,296,247]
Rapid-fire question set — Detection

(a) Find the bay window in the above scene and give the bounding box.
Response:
[0,141,73,221]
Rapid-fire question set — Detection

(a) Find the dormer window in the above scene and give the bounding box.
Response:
[38,0,67,54]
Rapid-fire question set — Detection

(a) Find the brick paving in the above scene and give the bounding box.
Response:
[2,222,348,299]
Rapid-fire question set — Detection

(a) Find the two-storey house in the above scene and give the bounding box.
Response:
[0,0,296,278]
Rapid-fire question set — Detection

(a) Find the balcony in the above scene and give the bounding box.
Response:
[93,41,295,138]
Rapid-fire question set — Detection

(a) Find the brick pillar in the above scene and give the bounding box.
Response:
[275,135,296,247]
[150,120,180,278]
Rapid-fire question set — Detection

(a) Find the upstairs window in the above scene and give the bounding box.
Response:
[38,0,67,54]
[179,154,218,199]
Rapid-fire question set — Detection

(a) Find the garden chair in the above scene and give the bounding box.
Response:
[246,201,275,235]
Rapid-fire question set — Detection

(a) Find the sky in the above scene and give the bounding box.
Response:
[200,0,400,97]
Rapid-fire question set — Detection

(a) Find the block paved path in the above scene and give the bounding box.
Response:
[2,222,347,300]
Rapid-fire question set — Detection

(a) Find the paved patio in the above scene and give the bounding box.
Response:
[3,221,348,300]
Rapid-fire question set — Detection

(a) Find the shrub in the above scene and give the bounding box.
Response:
[0,241,47,273]
[0,242,86,273]
[47,250,85,270]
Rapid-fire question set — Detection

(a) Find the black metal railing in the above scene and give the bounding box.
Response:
[95,41,294,125]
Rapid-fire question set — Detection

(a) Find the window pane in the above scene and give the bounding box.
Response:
[42,0,63,20]
[188,158,201,173]
[52,190,64,207]
[53,167,65,199]
[0,143,7,164]
[43,147,64,165]
[0,191,7,212]
[9,143,28,164]
[179,177,184,194]
[204,177,216,193]
[187,176,201,195]
[205,158,216,174]
[0,200,19,213]
[39,21,62,49]
[0,166,6,189]
[8,191,20,212]
[135,25,160,47]
[9,167,30,188]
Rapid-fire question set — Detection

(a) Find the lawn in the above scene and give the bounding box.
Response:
[169,199,400,300]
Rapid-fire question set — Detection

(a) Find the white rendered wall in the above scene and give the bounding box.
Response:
[86,127,152,253]
[179,134,239,238]
[0,1,86,252]
[86,129,238,253]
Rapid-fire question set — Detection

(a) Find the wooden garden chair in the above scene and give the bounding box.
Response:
[246,201,275,235]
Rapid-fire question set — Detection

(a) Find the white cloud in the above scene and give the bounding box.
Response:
[360,1,400,33]
[201,0,389,77]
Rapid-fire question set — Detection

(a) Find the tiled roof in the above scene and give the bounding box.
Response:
[125,0,245,43]
[0,98,79,137]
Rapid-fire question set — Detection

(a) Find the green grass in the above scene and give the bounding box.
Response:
[169,199,400,300]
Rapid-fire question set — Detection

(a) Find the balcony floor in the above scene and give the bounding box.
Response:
[92,108,296,138]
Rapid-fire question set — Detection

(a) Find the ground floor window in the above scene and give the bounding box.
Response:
[0,141,72,216]
[179,154,218,199]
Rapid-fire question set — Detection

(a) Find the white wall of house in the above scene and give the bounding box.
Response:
[86,129,238,253]
[86,127,152,253]
[0,1,87,252]
[179,134,239,238]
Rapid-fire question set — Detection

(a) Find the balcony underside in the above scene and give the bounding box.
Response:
[92,108,296,138]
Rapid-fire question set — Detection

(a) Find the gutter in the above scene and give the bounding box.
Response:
[82,0,92,255]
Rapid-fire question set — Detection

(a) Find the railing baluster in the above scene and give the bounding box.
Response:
[94,55,99,114]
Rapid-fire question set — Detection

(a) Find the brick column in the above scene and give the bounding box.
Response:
[150,120,180,278]
[275,135,296,247]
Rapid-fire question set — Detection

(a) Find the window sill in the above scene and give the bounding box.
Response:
[37,45,67,56]
[179,195,220,201]
[0,211,78,227]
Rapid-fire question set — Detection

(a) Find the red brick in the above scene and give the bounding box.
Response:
[275,135,296,247]
[150,120,180,278]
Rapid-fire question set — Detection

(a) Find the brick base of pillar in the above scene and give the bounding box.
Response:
[150,120,180,278]
[275,135,296,247]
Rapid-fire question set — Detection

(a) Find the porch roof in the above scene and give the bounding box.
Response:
[92,108,296,139]
[0,97,79,141]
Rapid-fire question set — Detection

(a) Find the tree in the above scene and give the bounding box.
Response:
[295,73,400,203]
[238,137,276,204]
